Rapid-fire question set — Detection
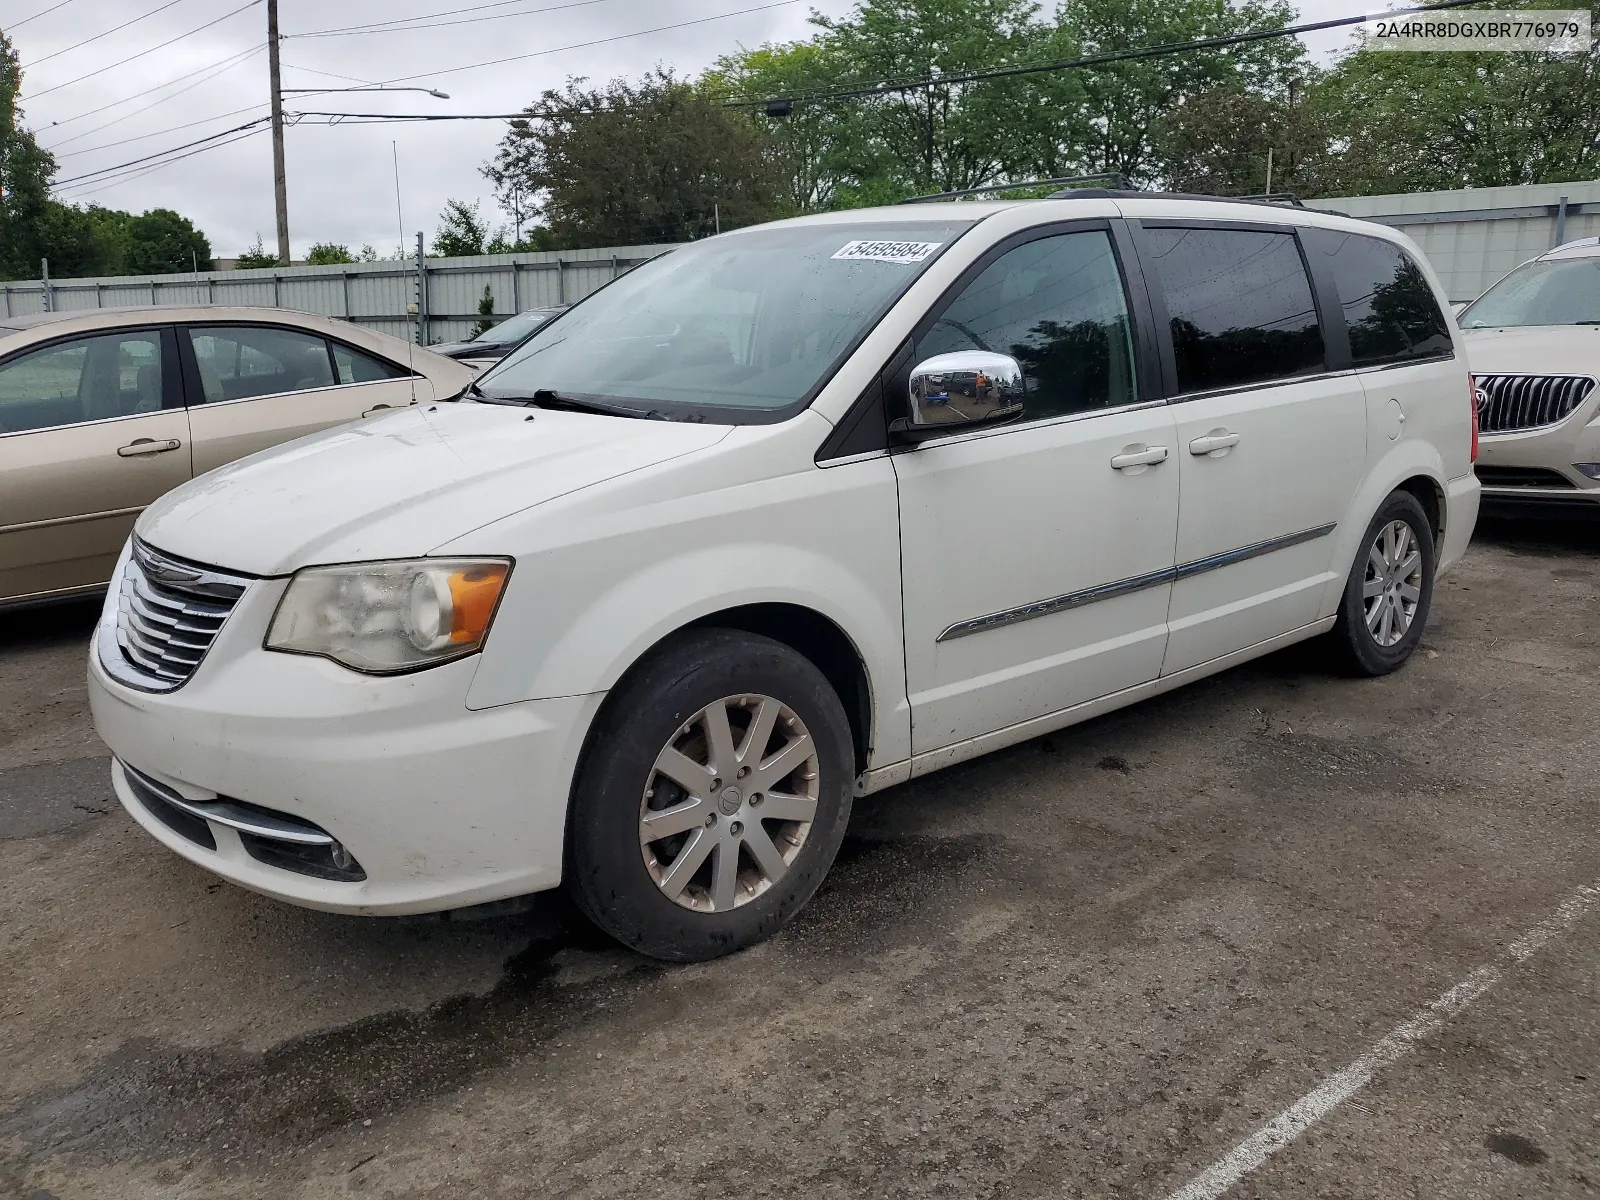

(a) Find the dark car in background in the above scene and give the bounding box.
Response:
[428,306,566,370]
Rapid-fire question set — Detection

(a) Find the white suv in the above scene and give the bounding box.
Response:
[88,194,1480,960]
[1458,236,1600,511]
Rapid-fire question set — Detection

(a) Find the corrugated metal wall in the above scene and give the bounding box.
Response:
[1317,180,1600,302]
[0,242,678,345]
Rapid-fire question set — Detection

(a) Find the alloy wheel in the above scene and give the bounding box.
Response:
[1363,519,1423,648]
[639,694,820,912]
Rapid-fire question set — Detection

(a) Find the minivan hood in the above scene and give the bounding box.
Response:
[137,402,731,575]
[1460,325,1600,377]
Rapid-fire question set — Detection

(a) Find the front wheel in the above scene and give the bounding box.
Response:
[566,629,854,962]
[1327,490,1436,676]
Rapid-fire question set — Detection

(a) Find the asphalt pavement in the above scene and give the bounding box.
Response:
[1,519,1597,1199]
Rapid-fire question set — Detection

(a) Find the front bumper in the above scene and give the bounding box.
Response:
[88,575,603,915]
[1476,412,1600,509]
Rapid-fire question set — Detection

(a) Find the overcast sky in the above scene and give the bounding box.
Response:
[10,0,1367,261]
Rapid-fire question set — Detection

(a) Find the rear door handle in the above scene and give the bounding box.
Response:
[1110,445,1169,470]
[117,438,181,457]
[1188,431,1241,456]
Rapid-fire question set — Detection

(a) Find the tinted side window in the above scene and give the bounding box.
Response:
[914,230,1137,421]
[1319,233,1452,365]
[186,326,335,403]
[1145,227,1324,393]
[0,331,165,434]
[332,342,408,383]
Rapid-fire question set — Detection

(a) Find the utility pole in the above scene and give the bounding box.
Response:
[267,0,290,265]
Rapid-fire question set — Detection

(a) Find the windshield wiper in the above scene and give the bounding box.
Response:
[526,388,655,418]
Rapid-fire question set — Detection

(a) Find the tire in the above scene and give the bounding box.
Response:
[1327,489,1436,676]
[566,628,855,962]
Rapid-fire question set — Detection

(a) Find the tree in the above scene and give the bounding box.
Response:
[1052,0,1310,186]
[433,198,492,256]
[805,0,1053,199]
[0,30,57,280]
[1307,26,1600,193]
[1152,78,1343,196]
[306,241,357,264]
[125,208,211,274]
[471,285,496,337]
[234,235,278,269]
[486,69,783,246]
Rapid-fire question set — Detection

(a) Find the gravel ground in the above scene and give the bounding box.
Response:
[1,517,1597,1199]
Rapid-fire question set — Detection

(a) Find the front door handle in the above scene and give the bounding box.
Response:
[1110,445,1169,470]
[362,404,394,417]
[1188,430,1241,456]
[117,438,181,457]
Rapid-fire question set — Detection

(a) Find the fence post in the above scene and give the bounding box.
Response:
[1554,196,1569,248]
[206,276,215,305]
[341,271,352,319]
[272,274,281,307]
[509,262,520,313]
[41,259,52,312]
[557,258,566,304]
[2,285,10,317]
[415,232,429,345]
[611,254,619,280]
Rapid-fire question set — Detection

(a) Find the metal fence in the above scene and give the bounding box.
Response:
[0,239,679,346]
[6,179,1598,330]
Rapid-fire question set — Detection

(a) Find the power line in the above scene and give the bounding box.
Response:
[34,42,264,138]
[52,115,272,186]
[728,0,1502,109]
[285,0,617,38]
[21,0,264,102]
[42,45,265,150]
[55,125,270,198]
[371,0,806,87]
[55,103,268,158]
[9,0,80,31]
[277,61,377,85]
[22,0,190,69]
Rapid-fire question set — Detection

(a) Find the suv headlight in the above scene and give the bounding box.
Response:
[266,559,511,673]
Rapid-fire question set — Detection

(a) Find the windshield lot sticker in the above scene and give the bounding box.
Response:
[832,240,942,264]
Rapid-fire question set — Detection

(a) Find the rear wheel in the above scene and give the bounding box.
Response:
[1328,490,1436,676]
[566,629,854,962]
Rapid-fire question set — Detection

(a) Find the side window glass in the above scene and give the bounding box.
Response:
[914,230,1137,422]
[0,331,163,434]
[1145,227,1325,393]
[186,326,335,403]
[332,342,409,384]
[1320,234,1452,366]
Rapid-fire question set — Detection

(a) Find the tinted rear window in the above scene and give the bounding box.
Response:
[1317,233,1452,365]
[1145,226,1325,393]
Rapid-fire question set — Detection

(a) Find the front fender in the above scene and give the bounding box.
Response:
[458,439,911,770]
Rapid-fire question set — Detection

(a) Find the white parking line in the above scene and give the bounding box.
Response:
[1163,883,1600,1200]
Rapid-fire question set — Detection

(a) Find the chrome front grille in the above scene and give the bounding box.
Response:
[101,540,251,692]
[1476,374,1596,434]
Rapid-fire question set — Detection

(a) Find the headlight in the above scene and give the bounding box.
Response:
[265,559,511,673]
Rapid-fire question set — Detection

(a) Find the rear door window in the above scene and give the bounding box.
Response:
[1315,233,1452,365]
[186,326,336,403]
[1144,226,1325,394]
[331,342,408,384]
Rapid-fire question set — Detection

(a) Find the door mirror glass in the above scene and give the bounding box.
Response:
[904,350,1025,435]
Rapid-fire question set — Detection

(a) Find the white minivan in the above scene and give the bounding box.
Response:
[88,193,1480,960]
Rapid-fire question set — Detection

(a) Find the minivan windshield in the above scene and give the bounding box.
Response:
[474,221,973,419]
[1459,256,1600,328]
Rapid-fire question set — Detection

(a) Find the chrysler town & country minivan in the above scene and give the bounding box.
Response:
[87,193,1480,960]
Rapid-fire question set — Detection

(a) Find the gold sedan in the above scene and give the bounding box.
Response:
[0,306,474,609]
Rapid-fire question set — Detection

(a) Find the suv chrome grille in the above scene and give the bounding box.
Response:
[1476,374,1596,434]
[100,540,252,692]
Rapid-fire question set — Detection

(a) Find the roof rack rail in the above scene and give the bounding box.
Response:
[899,173,1132,203]
[1234,192,1306,207]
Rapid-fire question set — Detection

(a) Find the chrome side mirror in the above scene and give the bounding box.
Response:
[899,351,1025,440]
